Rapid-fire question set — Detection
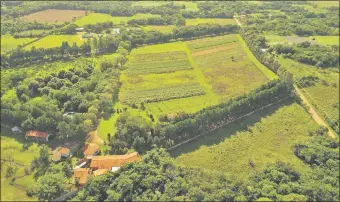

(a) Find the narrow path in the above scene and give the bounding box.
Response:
[234,16,242,27]
[183,43,220,103]
[294,86,336,138]
[86,130,104,144]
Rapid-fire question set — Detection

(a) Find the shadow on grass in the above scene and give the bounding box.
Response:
[169,98,295,157]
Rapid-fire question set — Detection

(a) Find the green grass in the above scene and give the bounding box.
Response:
[74,13,160,26]
[1,128,40,201]
[143,25,175,33]
[25,35,83,50]
[311,1,339,8]
[1,35,37,54]
[174,1,198,11]
[132,1,168,7]
[265,35,289,44]
[186,18,236,26]
[173,101,319,181]
[20,29,51,35]
[310,36,339,46]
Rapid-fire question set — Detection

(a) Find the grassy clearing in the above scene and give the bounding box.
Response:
[1,35,37,53]
[187,34,272,99]
[1,128,40,201]
[143,25,175,33]
[173,101,319,181]
[311,1,339,8]
[74,13,160,26]
[265,35,289,44]
[132,1,168,7]
[22,9,86,23]
[20,29,51,35]
[24,35,84,49]
[186,18,236,26]
[311,36,339,46]
[174,1,198,11]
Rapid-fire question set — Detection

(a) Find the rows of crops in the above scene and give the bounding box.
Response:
[187,34,238,53]
[120,83,205,104]
[126,51,192,75]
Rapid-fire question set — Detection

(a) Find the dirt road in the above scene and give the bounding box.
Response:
[294,86,336,138]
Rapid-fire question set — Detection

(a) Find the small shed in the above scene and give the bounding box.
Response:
[11,126,21,133]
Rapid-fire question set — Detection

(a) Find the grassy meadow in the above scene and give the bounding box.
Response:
[74,13,160,26]
[172,101,319,181]
[174,1,198,11]
[186,18,236,26]
[1,35,37,53]
[143,25,175,33]
[22,9,86,23]
[312,36,339,45]
[24,35,84,50]
[1,128,40,201]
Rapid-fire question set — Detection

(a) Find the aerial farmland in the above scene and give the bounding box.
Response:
[1,1,339,201]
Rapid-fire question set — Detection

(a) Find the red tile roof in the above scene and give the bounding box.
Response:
[25,131,49,139]
[90,152,141,170]
[82,143,100,156]
[73,168,91,185]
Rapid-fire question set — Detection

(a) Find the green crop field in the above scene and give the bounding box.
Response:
[24,35,84,50]
[143,25,175,33]
[74,13,160,26]
[311,1,339,8]
[186,18,236,26]
[188,34,274,99]
[1,35,37,54]
[173,101,319,181]
[20,29,51,35]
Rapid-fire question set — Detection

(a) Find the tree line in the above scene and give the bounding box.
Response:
[1,24,238,68]
[108,80,294,154]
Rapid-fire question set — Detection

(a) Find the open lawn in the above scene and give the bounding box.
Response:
[311,1,339,8]
[74,13,160,26]
[172,101,319,181]
[188,34,274,99]
[1,35,37,54]
[143,25,175,33]
[24,35,84,49]
[265,34,338,46]
[132,1,168,7]
[186,18,236,26]
[22,9,86,23]
[312,36,339,46]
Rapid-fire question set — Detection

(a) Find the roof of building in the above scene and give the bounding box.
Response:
[93,169,109,177]
[83,143,100,156]
[73,168,91,185]
[59,147,71,155]
[90,152,141,170]
[25,131,49,139]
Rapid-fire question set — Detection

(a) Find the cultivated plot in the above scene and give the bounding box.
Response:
[187,34,270,99]
[1,35,37,53]
[22,9,86,23]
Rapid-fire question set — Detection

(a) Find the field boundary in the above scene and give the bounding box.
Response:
[168,96,290,151]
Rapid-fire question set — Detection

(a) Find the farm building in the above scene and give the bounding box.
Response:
[75,27,84,32]
[73,168,91,186]
[52,142,81,162]
[11,126,21,133]
[82,143,100,158]
[25,130,53,142]
[90,152,141,171]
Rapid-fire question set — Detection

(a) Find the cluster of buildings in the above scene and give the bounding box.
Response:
[11,128,141,187]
